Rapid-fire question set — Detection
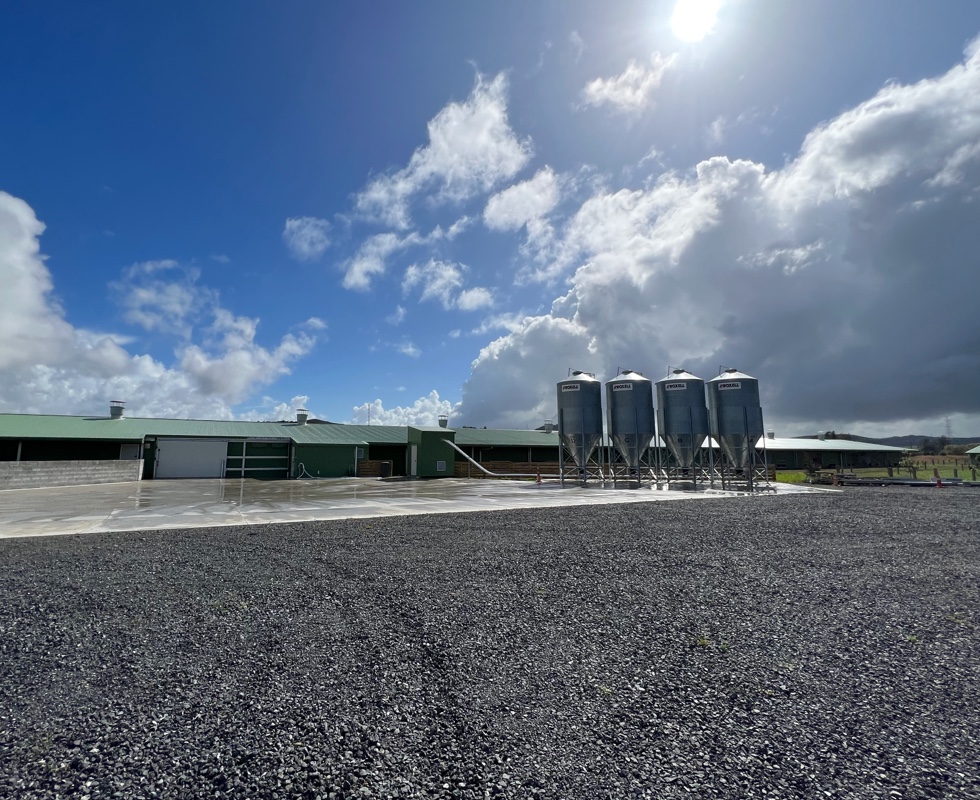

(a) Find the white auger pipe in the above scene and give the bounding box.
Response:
[442,439,559,479]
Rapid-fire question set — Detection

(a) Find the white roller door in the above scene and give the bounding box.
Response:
[155,439,228,479]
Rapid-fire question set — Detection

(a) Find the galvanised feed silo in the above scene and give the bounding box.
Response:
[706,368,764,472]
[656,369,709,471]
[605,370,655,481]
[557,371,603,481]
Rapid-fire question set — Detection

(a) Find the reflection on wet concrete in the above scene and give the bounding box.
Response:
[0,477,826,538]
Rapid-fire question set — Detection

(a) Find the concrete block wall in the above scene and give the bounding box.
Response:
[0,460,143,491]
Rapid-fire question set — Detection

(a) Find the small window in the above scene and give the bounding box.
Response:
[355,447,365,459]
[436,460,446,472]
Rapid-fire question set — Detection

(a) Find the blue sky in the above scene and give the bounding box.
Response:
[2,0,980,436]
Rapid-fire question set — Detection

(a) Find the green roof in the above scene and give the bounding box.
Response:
[0,414,567,449]
[0,414,409,446]
[967,444,980,455]
[290,424,407,445]
[0,414,279,442]
[454,428,560,447]
[0,414,913,454]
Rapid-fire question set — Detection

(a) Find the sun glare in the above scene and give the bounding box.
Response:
[671,0,720,42]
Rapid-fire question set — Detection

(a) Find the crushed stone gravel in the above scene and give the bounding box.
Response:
[1,487,978,799]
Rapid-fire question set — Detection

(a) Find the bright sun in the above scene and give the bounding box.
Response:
[670,0,721,42]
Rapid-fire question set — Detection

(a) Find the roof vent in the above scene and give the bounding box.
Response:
[109,400,125,419]
[543,418,554,434]
[767,430,775,440]
[818,431,826,441]
[438,414,449,428]
[296,408,309,425]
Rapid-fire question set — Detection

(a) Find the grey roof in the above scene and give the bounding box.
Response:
[967,445,980,455]
[753,436,904,452]
[650,436,903,452]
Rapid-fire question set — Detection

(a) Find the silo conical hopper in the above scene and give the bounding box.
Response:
[605,370,655,473]
[656,369,709,470]
[707,368,764,471]
[557,371,603,472]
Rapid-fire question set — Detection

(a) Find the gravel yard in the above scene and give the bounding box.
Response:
[1,488,978,799]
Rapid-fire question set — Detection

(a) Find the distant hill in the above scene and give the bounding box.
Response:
[865,435,980,448]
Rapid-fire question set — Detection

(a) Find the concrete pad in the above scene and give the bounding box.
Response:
[0,477,828,538]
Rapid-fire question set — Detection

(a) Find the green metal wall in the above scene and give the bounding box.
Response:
[407,427,455,478]
[292,444,360,478]
[225,441,290,479]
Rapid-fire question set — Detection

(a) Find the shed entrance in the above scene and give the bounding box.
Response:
[153,438,291,479]
[154,439,228,478]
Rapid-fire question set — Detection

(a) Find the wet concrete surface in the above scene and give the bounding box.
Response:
[0,477,826,538]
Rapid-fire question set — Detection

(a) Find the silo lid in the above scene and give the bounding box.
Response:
[709,369,756,382]
[564,371,599,382]
[608,370,650,383]
[656,369,702,382]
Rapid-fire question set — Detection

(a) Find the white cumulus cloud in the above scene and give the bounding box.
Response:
[283,216,331,261]
[178,310,318,402]
[355,73,532,229]
[456,287,494,311]
[580,53,677,115]
[402,259,494,311]
[396,341,422,358]
[238,394,315,422]
[0,192,322,418]
[484,167,560,232]
[349,389,458,426]
[455,44,980,433]
[386,305,407,325]
[0,192,75,371]
[343,231,423,291]
[111,260,214,338]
